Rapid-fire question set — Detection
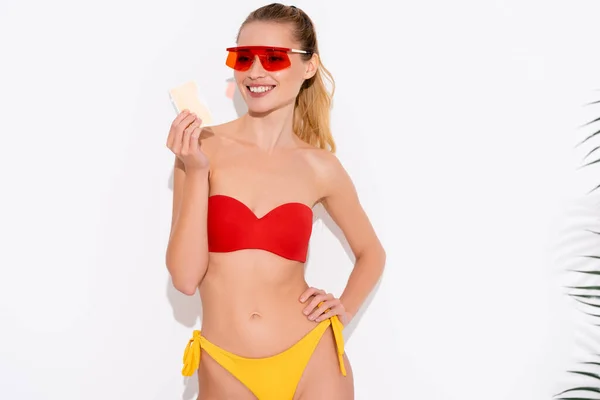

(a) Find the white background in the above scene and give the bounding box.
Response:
[1,0,600,399]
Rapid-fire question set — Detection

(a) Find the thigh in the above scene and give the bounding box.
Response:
[294,326,355,400]
[196,349,257,400]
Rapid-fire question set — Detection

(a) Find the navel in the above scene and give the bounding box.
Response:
[249,311,262,320]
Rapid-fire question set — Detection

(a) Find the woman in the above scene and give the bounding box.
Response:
[165,3,386,400]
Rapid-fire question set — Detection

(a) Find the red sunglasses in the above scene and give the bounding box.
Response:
[225,46,312,72]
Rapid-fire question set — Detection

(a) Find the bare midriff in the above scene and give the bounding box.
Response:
[198,249,319,358]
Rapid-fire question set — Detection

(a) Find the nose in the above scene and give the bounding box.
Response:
[248,55,266,78]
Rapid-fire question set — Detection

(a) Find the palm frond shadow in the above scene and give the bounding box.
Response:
[554,94,600,399]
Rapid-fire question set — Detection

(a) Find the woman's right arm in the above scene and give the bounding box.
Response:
[166,159,210,295]
[165,110,211,295]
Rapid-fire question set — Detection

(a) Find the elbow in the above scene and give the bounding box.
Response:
[168,269,202,296]
[165,255,207,296]
[172,279,199,296]
[356,242,386,275]
[376,245,386,277]
[369,243,387,276]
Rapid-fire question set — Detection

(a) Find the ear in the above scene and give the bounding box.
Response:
[303,53,319,80]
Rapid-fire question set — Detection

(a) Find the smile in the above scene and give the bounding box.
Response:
[246,85,276,98]
[247,85,275,93]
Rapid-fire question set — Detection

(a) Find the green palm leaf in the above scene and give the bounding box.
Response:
[567,371,600,381]
[575,129,600,147]
[582,145,600,160]
[555,398,600,400]
[571,295,600,300]
[558,95,600,399]
[554,386,600,397]
[582,312,600,318]
[580,362,600,367]
[567,286,600,290]
[579,157,600,168]
[586,183,600,194]
[570,270,600,276]
[570,297,600,308]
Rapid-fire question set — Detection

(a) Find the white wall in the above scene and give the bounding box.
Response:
[1,0,599,399]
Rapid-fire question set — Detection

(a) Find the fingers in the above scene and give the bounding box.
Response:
[167,110,187,148]
[300,287,346,323]
[167,110,196,151]
[181,120,196,155]
[309,298,341,322]
[299,287,324,303]
[168,112,200,155]
[173,109,192,127]
[189,124,201,153]
[184,121,202,154]
[302,291,333,317]
[314,303,344,323]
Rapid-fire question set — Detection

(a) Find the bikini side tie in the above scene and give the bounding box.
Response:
[330,315,347,376]
[182,329,201,377]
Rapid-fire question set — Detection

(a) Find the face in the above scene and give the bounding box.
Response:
[232,22,318,114]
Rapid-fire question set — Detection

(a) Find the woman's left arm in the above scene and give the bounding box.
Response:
[300,154,386,326]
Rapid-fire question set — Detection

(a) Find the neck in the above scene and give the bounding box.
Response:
[241,103,296,152]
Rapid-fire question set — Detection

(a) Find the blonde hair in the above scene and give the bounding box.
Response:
[237,3,336,152]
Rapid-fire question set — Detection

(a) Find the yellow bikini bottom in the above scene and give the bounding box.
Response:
[181,315,346,400]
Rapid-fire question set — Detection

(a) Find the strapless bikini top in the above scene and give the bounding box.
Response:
[207,195,313,263]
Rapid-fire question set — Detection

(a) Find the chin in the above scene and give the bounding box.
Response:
[248,101,297,117]
[246,101,277,116]
[248,105,292,116]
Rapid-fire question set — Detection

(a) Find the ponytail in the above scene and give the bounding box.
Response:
[293,62,336,152]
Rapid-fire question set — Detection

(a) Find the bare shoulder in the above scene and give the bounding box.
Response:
[298,146,352,201]
[307,148,344,177]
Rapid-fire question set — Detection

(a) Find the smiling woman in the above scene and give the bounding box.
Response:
[227,6,337,152]
[165,3,386,400]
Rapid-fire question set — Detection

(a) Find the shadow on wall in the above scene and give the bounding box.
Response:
[166,280,202,400]
[227,77,248,117]
[164,78,382,400]
[553,96,600,399]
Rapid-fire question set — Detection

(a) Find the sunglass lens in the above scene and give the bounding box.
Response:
[226,50,253,71]
[262,50,290,71]
[226,48,292,71]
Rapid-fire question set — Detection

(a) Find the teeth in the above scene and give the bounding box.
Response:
[249,86,274,93]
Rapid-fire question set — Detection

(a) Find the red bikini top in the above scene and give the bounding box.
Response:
[207,195,313,263]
